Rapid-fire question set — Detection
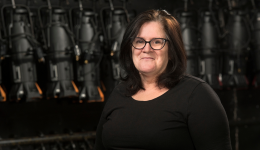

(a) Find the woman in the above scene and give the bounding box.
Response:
[95,9,232,150]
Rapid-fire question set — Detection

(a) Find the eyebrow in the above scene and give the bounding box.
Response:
[136,37,167,40]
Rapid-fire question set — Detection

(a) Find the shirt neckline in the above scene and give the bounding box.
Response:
[130,88,172,102]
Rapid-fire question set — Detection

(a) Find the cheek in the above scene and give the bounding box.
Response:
[159,50,169,66]
[131,49,135,62]
[132,49,138,66]
[132,49,141,60]
[159,55,168,67]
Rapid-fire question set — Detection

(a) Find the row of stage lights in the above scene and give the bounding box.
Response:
[0,130,96,150]
[176,0,260,89]
[0,0,260,103]
[0,0,130,102]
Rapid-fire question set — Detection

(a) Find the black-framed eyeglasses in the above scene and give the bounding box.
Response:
[131,37,168,50]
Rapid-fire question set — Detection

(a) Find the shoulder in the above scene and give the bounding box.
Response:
[113,81,128,96]
[102,82,128,115]
[180,74,206,86]
[169,74,217,102]
[175,74,207,92]
[105,81,128,104]
[179,75,221,105]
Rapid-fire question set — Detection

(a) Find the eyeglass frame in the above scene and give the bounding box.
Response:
[131,37,169,50]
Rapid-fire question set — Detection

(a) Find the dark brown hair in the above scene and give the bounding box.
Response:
[119,9,187,96]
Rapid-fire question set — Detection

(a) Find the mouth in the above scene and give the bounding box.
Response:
[141,57,154,60]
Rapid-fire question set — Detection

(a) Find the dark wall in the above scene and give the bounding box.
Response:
[0,0,260,150]
[0,100,104,138]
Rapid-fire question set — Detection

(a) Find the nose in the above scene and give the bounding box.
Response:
[142,42,153,53]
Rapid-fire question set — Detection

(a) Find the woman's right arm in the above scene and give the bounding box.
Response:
[94,112,107,150]
[95,83,124,150]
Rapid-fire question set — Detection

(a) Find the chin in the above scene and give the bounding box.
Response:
[139,65,156,71]
[139,69,156,74]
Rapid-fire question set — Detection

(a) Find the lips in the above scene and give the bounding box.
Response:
[141,57,154,60]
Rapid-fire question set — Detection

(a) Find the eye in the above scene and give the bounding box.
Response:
[134,38,144,44]
[136,40,144,43]
[153,39,163,44]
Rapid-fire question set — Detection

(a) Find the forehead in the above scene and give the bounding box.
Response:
[137,21,165,39]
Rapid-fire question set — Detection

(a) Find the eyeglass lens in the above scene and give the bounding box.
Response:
[132,37,166,50]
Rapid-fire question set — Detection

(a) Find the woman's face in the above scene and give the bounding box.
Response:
[132,21,169,77]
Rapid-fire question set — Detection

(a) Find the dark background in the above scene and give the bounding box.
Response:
[0,0,260,150]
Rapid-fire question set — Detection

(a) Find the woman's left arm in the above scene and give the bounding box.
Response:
[187,83,232,150]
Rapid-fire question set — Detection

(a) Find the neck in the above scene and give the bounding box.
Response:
[140,73,159,90]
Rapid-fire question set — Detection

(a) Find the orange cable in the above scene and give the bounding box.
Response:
[35,83,43,95]
[0,86,6,102]
[71,81,79,93]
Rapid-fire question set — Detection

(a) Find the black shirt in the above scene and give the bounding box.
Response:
[95,75,232,150]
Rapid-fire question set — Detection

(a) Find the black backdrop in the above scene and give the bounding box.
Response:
[0,0,260,150]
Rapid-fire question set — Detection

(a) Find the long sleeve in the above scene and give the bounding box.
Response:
[94,111,106,150]
[94,83,124,150]
[187,83,232,150]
